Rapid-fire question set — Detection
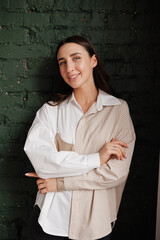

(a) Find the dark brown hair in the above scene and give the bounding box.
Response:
[51,36,113,104]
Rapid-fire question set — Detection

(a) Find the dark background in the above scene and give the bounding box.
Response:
[0,0,159,239]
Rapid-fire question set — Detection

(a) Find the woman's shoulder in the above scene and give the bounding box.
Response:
[99,90,128,108]
[36,102,58,122]
[39,102,58,113]
[114,98,130,115]
[117,98,128,106]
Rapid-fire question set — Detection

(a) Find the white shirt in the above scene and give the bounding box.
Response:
[24,90,121,236]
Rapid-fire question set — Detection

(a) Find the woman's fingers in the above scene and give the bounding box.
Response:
[108,142,127,159]
[99,139,128,165]
[25,172,53,194]
[36,178,57,193]
[36,179,46,192]
[38,183,47,194]
[40,188,47,194]
[37,178,44,185]
[110,138,128,159]
[115,148,124,160]
[111,139,128,148]
[109,146,123,160]
[38,183,45,191]
[111,144,127,159]
[25,172,39,178]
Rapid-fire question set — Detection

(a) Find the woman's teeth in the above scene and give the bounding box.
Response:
[69,73,79,79]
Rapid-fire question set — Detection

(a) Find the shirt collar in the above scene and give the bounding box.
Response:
[96,89,121,111]
[59,89,121,110]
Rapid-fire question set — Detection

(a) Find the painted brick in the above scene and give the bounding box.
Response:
[0,0,10,9]
[0,12,24,26]
[108,13,136,29]
[35,29,71,44]
[104,29,135,44]
[0,93,24,108]
[80,0,113,12]
[0,0,27,10]
[27,0,56,12]
[0,60,26,78]
[22,77,54,92]
[0,108,35,125]
[0,126,11,143]
[54,0,80,11]
[80,0,135,12]
[52,12,93,27]
[0,29,28,44]
[0,45,51,59]
[112,0,135,12]
[23,13,51,27]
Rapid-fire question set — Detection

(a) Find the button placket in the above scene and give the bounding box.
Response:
[74,117,86,154]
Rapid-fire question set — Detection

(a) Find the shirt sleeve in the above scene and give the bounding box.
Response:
[57,101,136,191]
[24,104,100,179]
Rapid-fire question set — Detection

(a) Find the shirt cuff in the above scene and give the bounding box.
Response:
[87,153,100,169]
[57,177,65,191]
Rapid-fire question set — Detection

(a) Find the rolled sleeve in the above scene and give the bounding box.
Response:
[57,177,65,191]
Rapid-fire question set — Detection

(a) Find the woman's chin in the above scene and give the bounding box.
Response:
[67,81,81,89]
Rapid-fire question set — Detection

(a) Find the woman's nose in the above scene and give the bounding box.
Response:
[66,62,74,73]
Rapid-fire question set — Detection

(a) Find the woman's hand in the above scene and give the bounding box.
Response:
[25,173,57,194]
[99,138,128,166]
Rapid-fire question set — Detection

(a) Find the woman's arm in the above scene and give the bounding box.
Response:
[33,131,134,193]
[57,134,135,191]
[24,104,100,179]
[26,137,129,193]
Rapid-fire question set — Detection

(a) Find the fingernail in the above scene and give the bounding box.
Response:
[25,173,29,176]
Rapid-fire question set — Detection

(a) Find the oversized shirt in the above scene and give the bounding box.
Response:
[24,90,136,239]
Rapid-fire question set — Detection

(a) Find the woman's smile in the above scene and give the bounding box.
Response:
[68,73,81,81]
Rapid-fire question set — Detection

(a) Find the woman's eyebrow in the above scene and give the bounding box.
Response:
[58,52,81,62]
[70,52,81,57]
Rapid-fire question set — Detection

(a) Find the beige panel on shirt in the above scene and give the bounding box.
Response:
[57,99,136,240]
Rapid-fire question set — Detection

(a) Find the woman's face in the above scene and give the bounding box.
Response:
[57,43,97,90]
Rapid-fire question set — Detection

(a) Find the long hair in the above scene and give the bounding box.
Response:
[51,36,114,104]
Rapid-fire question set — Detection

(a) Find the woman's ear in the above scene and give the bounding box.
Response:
[91,54,98,68]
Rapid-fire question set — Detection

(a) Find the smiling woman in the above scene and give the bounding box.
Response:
[52,36,113,105]
[56,42,98,110]
[24,36,136,240]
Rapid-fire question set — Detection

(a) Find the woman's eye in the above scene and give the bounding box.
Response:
[73,57,80,61]
[59,61,66,66]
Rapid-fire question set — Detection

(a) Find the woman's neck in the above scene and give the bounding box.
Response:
[74,85,98,114]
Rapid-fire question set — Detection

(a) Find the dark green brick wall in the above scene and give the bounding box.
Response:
[0,0,159,239]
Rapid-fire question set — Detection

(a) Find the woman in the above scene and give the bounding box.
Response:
[24,36,136,240]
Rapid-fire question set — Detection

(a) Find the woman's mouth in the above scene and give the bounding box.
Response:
[68,73,80,81]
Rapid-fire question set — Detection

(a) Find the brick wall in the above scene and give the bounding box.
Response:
[0,0,159,239]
